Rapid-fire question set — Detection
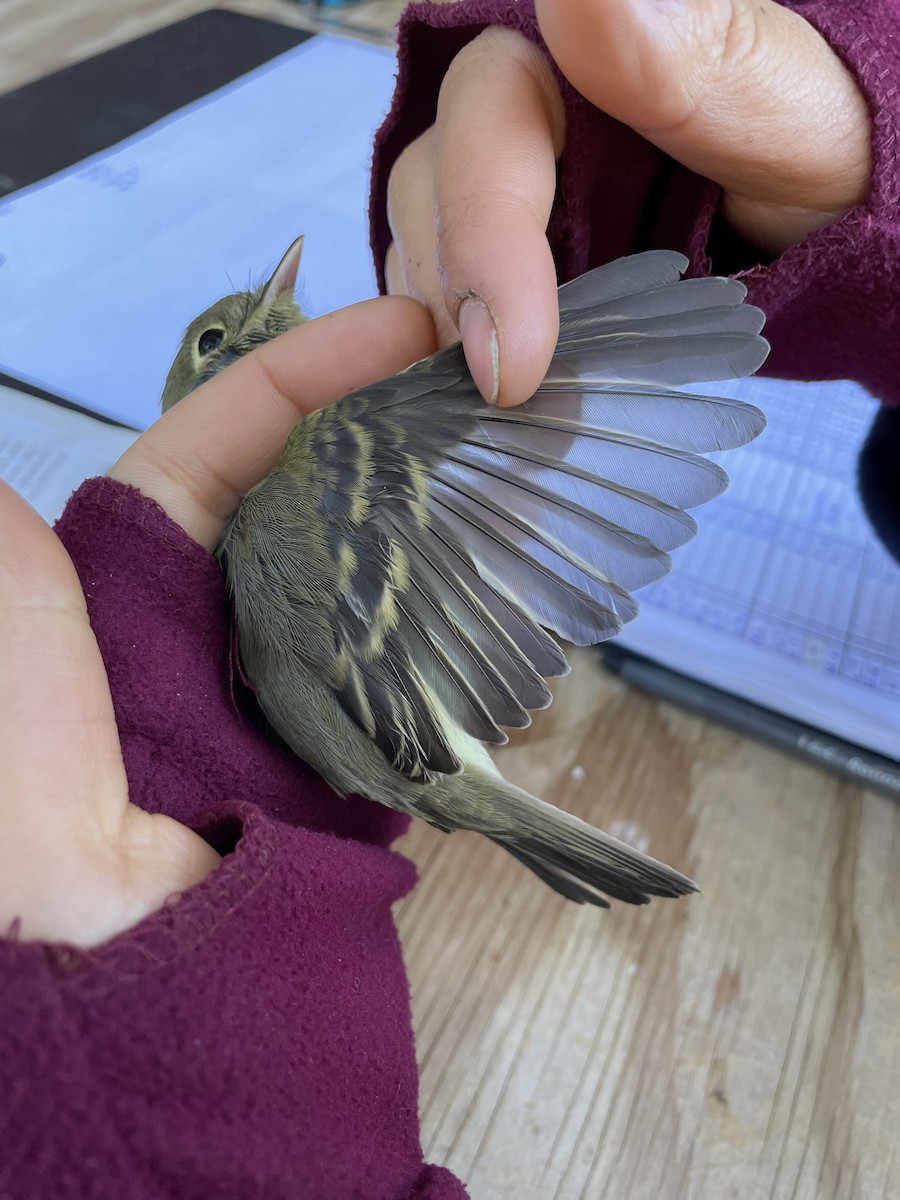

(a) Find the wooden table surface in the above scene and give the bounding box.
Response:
[4,3,899,1198]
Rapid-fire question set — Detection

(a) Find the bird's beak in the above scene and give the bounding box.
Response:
[260,235,304,306]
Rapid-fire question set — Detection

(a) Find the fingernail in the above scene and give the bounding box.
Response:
[458,297,500,405]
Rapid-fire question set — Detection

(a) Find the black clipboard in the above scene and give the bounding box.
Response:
[0,10,312,198]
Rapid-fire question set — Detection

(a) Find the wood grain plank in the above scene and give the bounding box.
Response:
[394,650,900,1199]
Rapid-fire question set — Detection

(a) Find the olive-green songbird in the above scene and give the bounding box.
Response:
[162,237,769,908]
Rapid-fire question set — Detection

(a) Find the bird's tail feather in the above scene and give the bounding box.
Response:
[450,774,697,908]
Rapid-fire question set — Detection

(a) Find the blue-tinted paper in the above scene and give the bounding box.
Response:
[0,34,396,428]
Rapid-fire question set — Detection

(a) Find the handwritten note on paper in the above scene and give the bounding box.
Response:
[0,34,397,429]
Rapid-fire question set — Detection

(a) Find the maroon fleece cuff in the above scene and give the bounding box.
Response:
[0,476,468,1197]
[1,806,466,1198]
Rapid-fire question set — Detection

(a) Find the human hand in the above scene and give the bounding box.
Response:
[384,0,871,406]
[1,297,436,947]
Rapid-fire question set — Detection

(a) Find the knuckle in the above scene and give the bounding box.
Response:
[387,130,435,241]
[389,129,434,194]
[440,25,543,104]
[437,27,564,157]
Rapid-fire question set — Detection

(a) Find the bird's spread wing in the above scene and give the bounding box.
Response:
[224,251,768,780]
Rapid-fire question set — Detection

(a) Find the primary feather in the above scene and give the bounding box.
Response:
[163,245,769,908]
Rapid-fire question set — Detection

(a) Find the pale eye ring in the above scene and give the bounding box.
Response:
[198,328,225,355]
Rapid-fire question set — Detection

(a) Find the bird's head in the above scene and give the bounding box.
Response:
[161,235,307,412]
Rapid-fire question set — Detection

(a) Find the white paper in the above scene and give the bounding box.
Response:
[0,385,137,522]
[0,29,896,758]
[0,34,397,429]
[618,377,900,758]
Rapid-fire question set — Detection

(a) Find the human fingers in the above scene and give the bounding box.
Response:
[0,482,218,945]
[386,130,461,347]
[388,26,565,407]
[0,481,126,851]
[535,0,871,254]
[109,296,437,552]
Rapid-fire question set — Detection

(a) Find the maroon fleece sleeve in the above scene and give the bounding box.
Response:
[369,0,900,405]
[0,478,468,1200]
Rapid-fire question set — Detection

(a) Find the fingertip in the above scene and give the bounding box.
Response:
[451,262,559,408]
[431,29,563,406]
[448,236,560,408]
[458,297,499,404]
[495,282,560,408]
[271,295,437,384]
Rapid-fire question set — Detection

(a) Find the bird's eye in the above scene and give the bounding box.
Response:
[198,328,225,355]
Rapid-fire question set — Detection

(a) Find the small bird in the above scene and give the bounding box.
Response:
[162,237,768,908]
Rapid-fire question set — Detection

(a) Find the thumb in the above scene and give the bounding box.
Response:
[0,481,218,946]
[0,480,127,835]
[535,0,871,253]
